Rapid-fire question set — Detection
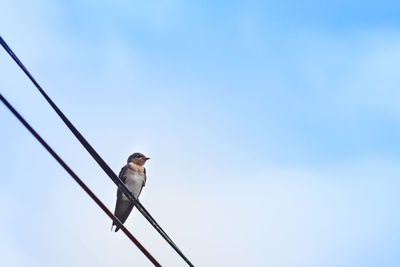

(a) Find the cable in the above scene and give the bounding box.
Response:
[0,93,161,267]
[0,35,194,267]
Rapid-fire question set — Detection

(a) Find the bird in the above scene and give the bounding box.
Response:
[112,152,150,232]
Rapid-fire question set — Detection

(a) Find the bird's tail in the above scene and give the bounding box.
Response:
[111,221,120,232]
[112,202,134,233]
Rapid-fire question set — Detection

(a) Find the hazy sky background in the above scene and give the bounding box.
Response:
[1,1,400,266]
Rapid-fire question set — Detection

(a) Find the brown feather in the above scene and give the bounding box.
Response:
[112,156,148,232]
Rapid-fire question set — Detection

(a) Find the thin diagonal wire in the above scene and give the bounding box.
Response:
[0,35,194,267]
[0,93,161,267]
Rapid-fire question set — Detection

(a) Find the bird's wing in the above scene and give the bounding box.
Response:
[113,165,134,231]
[116,165,128,199]
[143,167,147,187]
[118,165,128,183]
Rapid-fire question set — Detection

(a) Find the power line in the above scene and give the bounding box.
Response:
[0,93,161,267]
[0,35,194,267]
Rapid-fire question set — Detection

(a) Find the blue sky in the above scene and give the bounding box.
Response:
[1,1,400,266]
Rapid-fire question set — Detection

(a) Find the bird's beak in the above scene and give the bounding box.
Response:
[145,157,150,160]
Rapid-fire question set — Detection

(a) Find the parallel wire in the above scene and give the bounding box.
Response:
[0,35,194,267]
[0,93,161,267]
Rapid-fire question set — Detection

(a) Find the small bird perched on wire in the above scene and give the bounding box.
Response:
[112,152,150,232]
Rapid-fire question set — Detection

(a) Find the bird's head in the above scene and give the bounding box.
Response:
[127,152,150,166]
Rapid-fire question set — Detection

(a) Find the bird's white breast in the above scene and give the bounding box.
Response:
[122,168,145,201]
